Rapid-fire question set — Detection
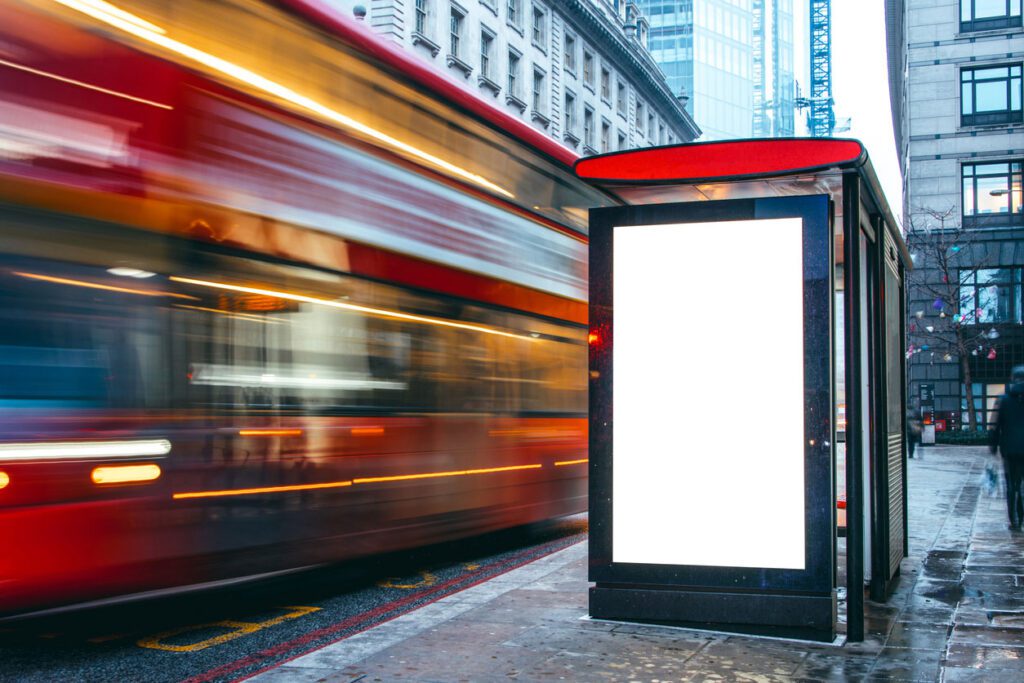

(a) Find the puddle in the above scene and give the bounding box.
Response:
[921,584,966,605]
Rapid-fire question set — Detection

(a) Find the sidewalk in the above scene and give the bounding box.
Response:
[252,446,1024,682]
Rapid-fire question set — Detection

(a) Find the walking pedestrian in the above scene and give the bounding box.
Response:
[907,405,922,459]
[990,366,1024,532]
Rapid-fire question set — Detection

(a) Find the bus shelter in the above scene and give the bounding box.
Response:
[577,139,911,643]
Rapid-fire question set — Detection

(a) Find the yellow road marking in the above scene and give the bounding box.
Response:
[377,571,437,589]
[137,606,319,652]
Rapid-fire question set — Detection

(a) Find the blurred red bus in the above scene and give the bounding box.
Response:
[0,0,613,616]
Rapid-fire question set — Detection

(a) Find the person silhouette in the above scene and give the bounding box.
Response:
[990,366,1024,532]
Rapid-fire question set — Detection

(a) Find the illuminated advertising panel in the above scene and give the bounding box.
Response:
[612,218,805,569]
[588,195,834,626]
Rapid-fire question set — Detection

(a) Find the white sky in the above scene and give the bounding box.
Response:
[794,1,903,223]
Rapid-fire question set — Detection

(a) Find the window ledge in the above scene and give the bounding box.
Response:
[478,74,501,96]
[958,120,1024,132]
[412,31,441,57]
[956,29,1024,39]
[956,22,1024,38]
[962,214,1024,228]
[479,0,498,18]
[506,93,527,112]
[583,144,599,156]
[564,130,580,147]
[532,39,548,54]
[507,21,523,37]
[531,110,551,128]
[447,54,473,77]
[583,81,595,95]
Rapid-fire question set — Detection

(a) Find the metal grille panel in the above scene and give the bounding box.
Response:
[887,431,904,577]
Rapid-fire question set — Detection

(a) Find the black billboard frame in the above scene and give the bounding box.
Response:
[588,194,836,642]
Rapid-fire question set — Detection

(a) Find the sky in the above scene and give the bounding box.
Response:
[826,0,904,223]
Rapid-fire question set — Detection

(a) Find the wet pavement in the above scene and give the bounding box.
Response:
[253,446,1023,682]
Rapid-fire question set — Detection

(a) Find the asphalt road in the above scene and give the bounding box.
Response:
[0,515,587,683]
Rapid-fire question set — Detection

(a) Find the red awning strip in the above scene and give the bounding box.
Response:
[575,138,866,184]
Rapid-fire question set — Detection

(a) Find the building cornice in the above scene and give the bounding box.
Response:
[562,0,700,140]
[884,0,906,168]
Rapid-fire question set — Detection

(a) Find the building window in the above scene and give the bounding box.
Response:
[658,123,665,144]
[564,91,576,140]
[961,161,1024,226]
[450,6,464,58]
[601,119,610,153]
[584,106,594,148]
[564,33,576,73]
[508,50,521,97]
[962,382,1012,429]
[583,50,594,88]
[600,67,611,101]
[617,81,627,116]
[480,30,494,80]
[635,101,644,133]
[959,267,1023,324]
[960,0,1022,32]
[617,131,627,150]
[532,66,545,113]
[961,64,1022,127]
[508,0,520,27]
[532,5,546,48]
[415,0,429,35]
[647,112,656,141]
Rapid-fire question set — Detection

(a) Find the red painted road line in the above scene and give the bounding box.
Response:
[181,536,581,683]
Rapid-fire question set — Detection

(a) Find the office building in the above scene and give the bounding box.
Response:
[886,0,1024,432]
[639,0,795,140]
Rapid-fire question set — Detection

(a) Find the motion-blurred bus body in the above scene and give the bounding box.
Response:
[0,0,611,615]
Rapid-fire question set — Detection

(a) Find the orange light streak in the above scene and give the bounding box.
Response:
[350,427,384,436]
[0,58,172,109]
[353,464,542,484]
[12,271,196,299]
[554,459,588,466]
[91,463,161,484]
[173,480,352,500]
[168,276,535,340]
[488,429,524,437]
[0,471,9,490]
[238,429,303,437]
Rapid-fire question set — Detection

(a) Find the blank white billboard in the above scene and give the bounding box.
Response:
[612,218,806,570]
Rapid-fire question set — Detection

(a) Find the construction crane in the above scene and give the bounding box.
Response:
[796,0,835,137]
[807,0,835,136]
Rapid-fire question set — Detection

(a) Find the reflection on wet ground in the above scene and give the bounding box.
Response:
[877,446,1024,681]
[246,446,1024,682]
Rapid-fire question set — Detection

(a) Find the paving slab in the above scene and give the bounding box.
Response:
[251,446,1024,682]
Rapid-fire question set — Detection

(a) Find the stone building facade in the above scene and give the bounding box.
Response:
[329,0,701,150]
[886,0,1024,432]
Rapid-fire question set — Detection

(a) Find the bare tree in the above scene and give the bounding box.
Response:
[906,206,995,431]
